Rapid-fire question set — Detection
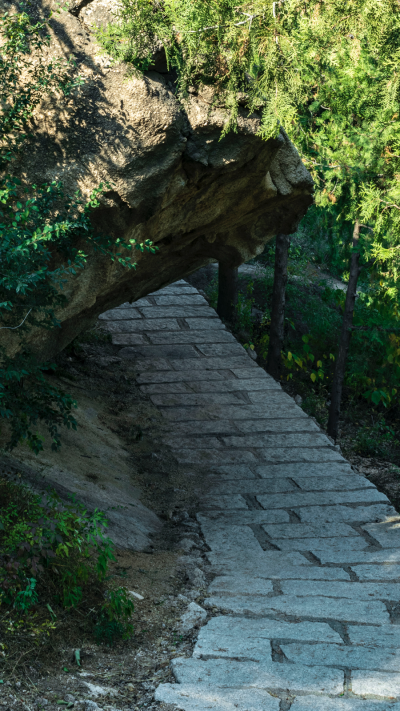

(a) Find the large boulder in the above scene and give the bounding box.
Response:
[2,0,313,361]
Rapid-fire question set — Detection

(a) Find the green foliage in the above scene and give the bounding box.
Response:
[95,587,135,646]
[354,421,400,459]
[0,476,134,645]
[235,279,255,336]
[0,12,156,452]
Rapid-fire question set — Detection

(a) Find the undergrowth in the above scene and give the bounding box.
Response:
[0,475,134,670]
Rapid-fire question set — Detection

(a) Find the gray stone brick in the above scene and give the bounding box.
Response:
[209,479,297,495]
[108,318,179,331]
[260,448,344,463]
[248,390,302,406]
[136,370,230,384]
[167,436,223,449]
[194,617,341,660]
[147,330,236,344]
[115,298,151,307]
[314,549,400,565]
[205,551,312,572]
[170,357,257,370]
[200,524,262,554]
[236,418,320,433]
[362,520,400,548]
[280,579,400,600]
[197,510,291,525]
[228,368,270,379]
[153,294,208,305]
[175,449,258,464]
[257,490,388,510]
[150,392,244,407]
[160,404,306,421]
[185,318,227,330]
[171,657,344,694]
[190,379,280,393]
[196,343,248,357]
[124,358,172,370]
[99,307,141,320]
[349,624,400,648]
[295,504,397,524]
[203,594,390,623]
[140,382,193,395]
[138,306,216,319]
[208,569,351,595]
[155,684,281,711]
[120,344,200,360]
[222,433,331,448]
[255,463,352,478]
[273,537,368,553]
[293,475,374,491]
[262,522,358,539]
[351,563,400,581]
[351,670,400,697]
[149,285,198,295]
[291,697,400,711]
[163,421,242,436]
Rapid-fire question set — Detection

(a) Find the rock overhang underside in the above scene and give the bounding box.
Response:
[1,0,313,361]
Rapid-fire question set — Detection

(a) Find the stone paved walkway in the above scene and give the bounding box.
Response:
[100,280,400,711]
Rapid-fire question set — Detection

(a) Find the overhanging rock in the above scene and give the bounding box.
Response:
[2,0,313,361]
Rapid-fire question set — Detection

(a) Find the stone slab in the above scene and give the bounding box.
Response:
[149,285,198,295]
[124,358,172,371]
[200,524,262,554]
[136,370,235,384]
[222,433,331,448]
[160,405,307,421]
[204,464,258,479]
[257,490,389,509]
[295,504,397,524]
[155,684,281,711]
[260,449,344,463]
[209,479,297,495]
[120,345,201,360]
[190,379,280,393]
[351,564,400,581]
[175,449,259,465]
[349,625,400,648]
[99,308,141,320]
[280,579,400,601]
[228,368,270,379]
[205,551,312,572]
[291,697,400,711]
[115,298,151,307]
[197,510,291,525]
[208,569,352,593]
[248,391,302,406]
[151,393,246,407]
[262,523,358,539]
[169,357,257,371]
[203,595,390,624]
[107,318,180,332]
[273,537,368,553]
[184,318,227,330]
[235,418,320,433]
[293,475,374,491]
[194,618,341,660]
[163,421,242,436]
[196,344,248,357]
[171,657,344,695]
[351,670,400,697]
[282,641,400,672]
[255,463,353,478]
[153,294,208,305]
[138,306,216,319]
[314,549,400,565]
[362,520,400,549]
[147,330,237,344]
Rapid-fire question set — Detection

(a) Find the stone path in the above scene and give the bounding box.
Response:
[100,280,400,711]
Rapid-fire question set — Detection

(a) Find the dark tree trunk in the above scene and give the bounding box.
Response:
[217,262,238,322]
[266,233,290,380]
[327,220,361,442]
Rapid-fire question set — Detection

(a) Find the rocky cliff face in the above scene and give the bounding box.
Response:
[1,0,313,361]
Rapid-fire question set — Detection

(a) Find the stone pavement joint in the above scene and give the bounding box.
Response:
[99,279,400,710]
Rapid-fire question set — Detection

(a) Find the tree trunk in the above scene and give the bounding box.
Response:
[217,262,238,322]
[327,220,361,441]
[266,233,290,380]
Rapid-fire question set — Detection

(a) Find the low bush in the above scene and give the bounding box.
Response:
[0,475,134,662]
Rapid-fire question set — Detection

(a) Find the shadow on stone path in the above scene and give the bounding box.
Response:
[101,280,400,711]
